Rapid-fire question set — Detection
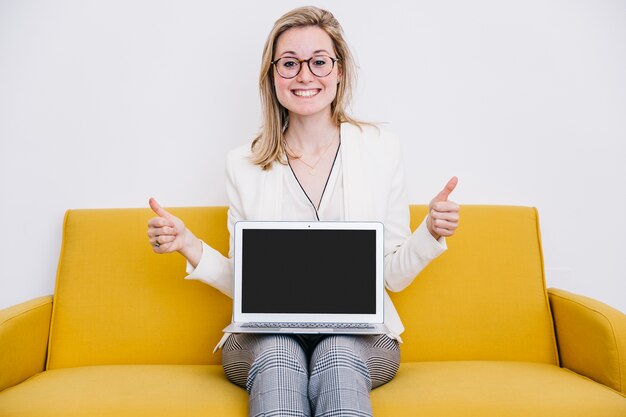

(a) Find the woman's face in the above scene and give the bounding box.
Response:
[272,26,341,120]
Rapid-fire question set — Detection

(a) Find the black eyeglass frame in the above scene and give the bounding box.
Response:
[271,55,340,79]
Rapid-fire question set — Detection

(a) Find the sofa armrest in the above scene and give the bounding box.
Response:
[0,296,53,392]
[548,288,626,396]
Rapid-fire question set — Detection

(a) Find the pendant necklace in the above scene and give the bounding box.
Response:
[284,136,337,175]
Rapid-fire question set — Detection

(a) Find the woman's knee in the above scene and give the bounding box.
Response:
[310,335,401,389]
[247,335,308,390]
[311,335,363,361]
[310,336,371,382]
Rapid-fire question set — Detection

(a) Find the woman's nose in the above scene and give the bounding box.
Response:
[296,63,315,82]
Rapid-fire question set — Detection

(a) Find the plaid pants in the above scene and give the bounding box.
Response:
[222,334,400,417]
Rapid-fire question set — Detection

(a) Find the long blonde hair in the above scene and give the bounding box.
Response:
[250,6,362,170]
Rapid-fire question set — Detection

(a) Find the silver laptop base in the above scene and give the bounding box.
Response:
[224,322,389,335]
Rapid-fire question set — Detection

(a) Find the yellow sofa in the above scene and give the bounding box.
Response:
[1,205,625,416]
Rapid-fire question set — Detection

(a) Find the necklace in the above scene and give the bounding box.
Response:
[284,135,337,175]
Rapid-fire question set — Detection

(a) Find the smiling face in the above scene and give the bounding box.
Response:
[273,26,341,121]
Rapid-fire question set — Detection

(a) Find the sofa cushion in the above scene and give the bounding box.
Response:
[395,206,558,364]
[2,362,623,416]
[371,361,626,416]
[0,365,247,417]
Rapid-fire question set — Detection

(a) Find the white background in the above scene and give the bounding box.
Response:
[1,0,625,312]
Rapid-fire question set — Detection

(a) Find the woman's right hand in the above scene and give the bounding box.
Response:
[148,198,203,267]
[147,198,188,254]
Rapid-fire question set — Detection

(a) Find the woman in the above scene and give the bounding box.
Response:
[147,6,459,417]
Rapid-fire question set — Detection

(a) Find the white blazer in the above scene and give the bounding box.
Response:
[186,122,446,344]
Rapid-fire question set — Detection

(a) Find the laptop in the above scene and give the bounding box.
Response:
[223,221,389,335]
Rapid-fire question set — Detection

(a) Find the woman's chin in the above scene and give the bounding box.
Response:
[285,103,333,120]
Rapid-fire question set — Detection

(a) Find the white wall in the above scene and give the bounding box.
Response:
[1,0,625,312]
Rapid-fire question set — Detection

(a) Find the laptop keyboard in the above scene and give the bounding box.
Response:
[241,322,375,329]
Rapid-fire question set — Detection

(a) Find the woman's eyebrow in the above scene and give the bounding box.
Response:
[277,49,332,57]
[277,50,298,57]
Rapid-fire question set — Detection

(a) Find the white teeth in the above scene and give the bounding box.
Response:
[293,89,319,97]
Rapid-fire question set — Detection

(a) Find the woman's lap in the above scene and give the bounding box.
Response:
[221,333,400,390]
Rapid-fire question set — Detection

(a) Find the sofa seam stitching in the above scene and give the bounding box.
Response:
[560,365,626,399]
[0,299,52,327]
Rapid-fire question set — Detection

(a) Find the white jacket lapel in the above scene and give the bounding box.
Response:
[341,123,374,221]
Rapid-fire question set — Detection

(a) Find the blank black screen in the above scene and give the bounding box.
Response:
[241,229,376,314]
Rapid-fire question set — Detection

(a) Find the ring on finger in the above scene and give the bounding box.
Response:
[154,236,160,248]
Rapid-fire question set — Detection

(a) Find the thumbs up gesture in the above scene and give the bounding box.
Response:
[427,177,460,240]
[147,198,189,254]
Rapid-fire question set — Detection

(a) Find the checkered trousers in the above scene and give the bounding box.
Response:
[222,334,400,417]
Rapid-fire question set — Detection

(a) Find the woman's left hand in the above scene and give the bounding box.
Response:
[427,176,460,240]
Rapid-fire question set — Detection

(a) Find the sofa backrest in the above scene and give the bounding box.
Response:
[47,207,232,369]
[47,205,558,369]
[395,205,558,364]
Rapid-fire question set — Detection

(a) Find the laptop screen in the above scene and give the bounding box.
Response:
[241,228,377,314]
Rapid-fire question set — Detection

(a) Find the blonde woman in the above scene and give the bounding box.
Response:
[147,6,459,417]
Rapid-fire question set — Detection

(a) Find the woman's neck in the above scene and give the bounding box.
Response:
[285,112,339,153]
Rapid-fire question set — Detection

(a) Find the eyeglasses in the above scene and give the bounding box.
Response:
[271,55,340,79]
